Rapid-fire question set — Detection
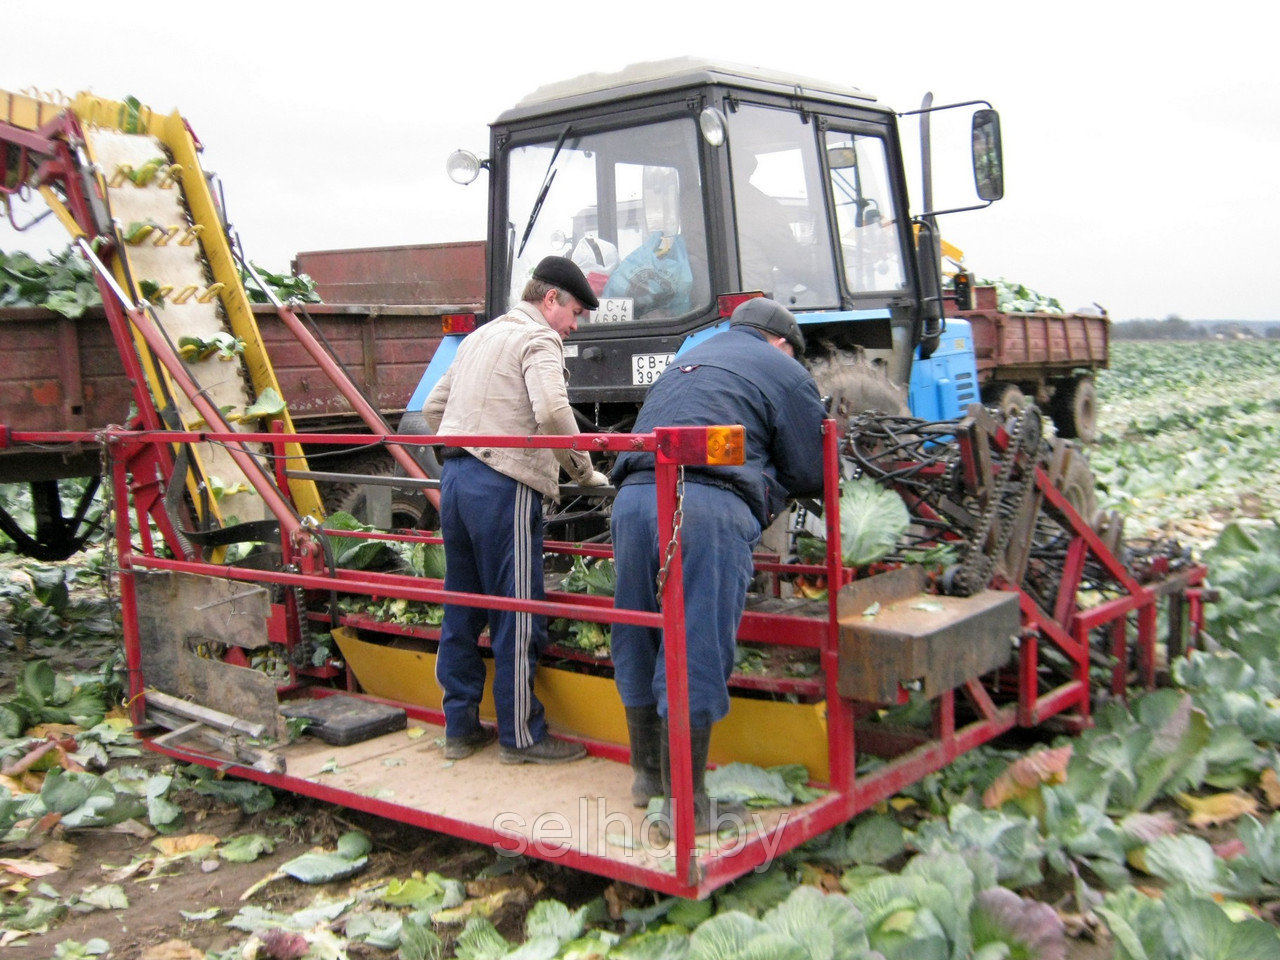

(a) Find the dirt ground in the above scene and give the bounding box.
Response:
[3,781,615,959]
[0,752,1123,959]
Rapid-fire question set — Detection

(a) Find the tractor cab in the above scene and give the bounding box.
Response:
[448,58,1002,427]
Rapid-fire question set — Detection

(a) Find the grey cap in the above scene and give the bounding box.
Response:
[729,297,805,356]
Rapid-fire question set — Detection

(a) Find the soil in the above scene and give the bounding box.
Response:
[0,760,1120,959]
[3,780,615,959]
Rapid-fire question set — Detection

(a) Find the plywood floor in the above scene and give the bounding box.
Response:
[275,717,801,872]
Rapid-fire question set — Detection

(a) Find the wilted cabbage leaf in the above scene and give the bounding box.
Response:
[220,832,275,863]
[970,886,1067,960]
[280,831,370,884]
[453,916,511,959]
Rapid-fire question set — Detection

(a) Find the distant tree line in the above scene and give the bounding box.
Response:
[1114,315,1280,340]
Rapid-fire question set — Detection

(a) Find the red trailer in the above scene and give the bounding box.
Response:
[291,240,484,308]
[956,284,1110,442]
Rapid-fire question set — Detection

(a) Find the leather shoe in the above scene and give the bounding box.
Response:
[499,735,587,765]
[443,726,496,760]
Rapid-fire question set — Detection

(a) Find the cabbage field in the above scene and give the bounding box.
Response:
[2,338,1280,959]
[1091,339,1280,544]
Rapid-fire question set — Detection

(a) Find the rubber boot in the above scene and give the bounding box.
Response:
[624,705,663,808]
[655,722,746,839]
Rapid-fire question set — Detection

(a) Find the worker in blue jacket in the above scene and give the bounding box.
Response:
[609,297,825,832]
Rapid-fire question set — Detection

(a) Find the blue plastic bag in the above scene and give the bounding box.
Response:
[601,232,693,318]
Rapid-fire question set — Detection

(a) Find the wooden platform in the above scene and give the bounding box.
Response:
[155,709,816,886]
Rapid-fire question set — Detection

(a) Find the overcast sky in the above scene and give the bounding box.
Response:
[5,1,1276,322]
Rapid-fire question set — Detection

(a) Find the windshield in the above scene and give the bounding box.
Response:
[826,129,908,293]
[726,104,839,309]
[504,117,711,324]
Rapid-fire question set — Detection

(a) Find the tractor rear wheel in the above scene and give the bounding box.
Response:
[808,349,910,420]
[323,455,436,531]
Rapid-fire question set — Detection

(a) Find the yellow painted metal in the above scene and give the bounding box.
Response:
[333,628,832,781]
[61,91,323,520]
[1,89,68,130]
[36,187,86,240]
[142,105,324,519]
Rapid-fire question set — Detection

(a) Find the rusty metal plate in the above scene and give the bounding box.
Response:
[135,571,284,737]
[836,567,1020,702]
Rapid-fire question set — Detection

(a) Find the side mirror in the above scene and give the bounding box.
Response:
[971,109,1003,202]
[826,145,857,170]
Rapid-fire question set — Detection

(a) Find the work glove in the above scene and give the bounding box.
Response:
[580,470,611,487]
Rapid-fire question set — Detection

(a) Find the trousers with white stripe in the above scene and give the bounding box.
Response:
[436,456,548,749]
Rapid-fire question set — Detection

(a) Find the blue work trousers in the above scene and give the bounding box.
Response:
[610,480,761,728]
[436,456,548,749]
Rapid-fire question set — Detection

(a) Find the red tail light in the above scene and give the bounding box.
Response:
[656,425,746,466]
[717,291,765,318]
[442,313,478,335]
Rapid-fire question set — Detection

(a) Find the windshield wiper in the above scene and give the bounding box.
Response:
[516,124,571,259]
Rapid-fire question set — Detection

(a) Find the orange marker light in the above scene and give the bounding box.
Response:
[706,425,745,465]
[656,425,746,466]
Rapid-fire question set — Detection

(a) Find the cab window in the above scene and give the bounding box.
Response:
[725,104,839,309]
[826,130,907,294]
[504,117,711,324]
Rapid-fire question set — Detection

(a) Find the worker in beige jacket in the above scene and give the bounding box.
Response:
[423,256,608,764]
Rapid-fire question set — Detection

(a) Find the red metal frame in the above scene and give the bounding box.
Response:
[0,420,1208,897]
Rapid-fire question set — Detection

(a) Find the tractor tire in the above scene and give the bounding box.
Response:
[323,454,437,531]
[981,381,1028,420]
[1049,375,1098,444]
[396,411,443,478]
[807,349,911,420]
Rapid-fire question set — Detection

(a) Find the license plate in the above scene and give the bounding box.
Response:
[632,352,674,385]
[594,297,633,324]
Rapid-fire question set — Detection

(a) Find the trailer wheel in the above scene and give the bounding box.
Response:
[323,457,437,531]
[981,382,1027,420]
[1057,450,1099,525]
[1049,375,1097,443]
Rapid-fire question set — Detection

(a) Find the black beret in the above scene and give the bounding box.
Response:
[729,297,806,356]
[532,255,599,310]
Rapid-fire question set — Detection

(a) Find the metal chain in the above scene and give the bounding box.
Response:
[949,410,1041,596]
[654,466,686,607]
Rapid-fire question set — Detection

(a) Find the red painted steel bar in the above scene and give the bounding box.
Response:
[33,412,1215,896]
[1036,468,1142,591]
[75,240,305,540]
[655,453,696,884]
[269,299,443,511]
[822,421,856,795]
